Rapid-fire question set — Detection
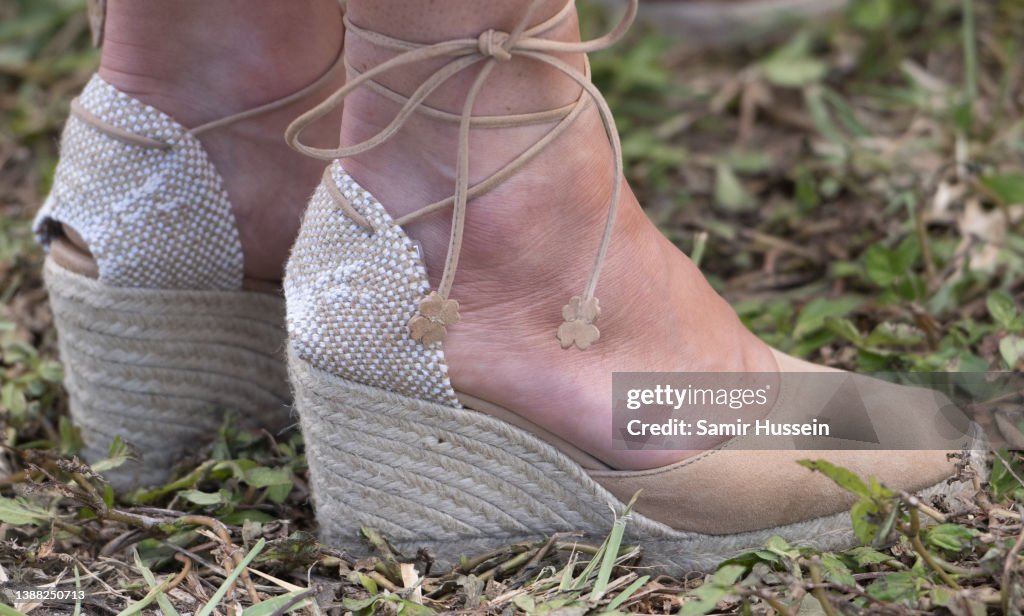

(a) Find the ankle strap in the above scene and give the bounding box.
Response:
[286,0,639,351]
[68,44,346,150]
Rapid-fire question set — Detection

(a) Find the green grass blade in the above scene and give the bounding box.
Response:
[690,231,708,268]
[133,549,181,616]
[606,575,650,611]
[577,494,639,594]
[804,86,846,150]
[558,552,578,591]
[240,589,313,616]
[195,538,266,616]
[570,536,610,590]
[114,585,168,616]
[962,0,977,109]
[590,513,629,599]
[73,566,82,616]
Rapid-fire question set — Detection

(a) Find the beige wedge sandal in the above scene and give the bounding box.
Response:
[36,52,344,489]
[282,0,984,572]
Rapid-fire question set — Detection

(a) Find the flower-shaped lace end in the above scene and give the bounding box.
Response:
[408,291,461,345]
[558,320,600,350]
[557,296,601,350]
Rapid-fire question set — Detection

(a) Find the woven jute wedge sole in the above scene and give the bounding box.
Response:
[45,258,291,489]
[290,349,982,574]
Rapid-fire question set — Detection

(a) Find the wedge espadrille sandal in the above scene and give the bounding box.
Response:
[35,51,345,489]
[282,0,984,572]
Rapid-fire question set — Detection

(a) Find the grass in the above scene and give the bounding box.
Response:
[1,0,1024,613]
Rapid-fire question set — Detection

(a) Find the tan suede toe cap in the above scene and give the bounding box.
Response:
[590,448,958,534]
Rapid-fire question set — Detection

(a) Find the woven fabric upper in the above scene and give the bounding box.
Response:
[34,74,243,290]
[285,162,460,407]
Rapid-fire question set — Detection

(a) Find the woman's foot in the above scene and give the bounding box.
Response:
[280,0,979,570]
[337,0,778,470]
[95,0,346,284]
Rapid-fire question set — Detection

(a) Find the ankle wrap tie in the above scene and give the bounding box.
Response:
[286,0,640,350]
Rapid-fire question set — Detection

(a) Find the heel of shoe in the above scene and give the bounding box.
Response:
[44,258,290,489]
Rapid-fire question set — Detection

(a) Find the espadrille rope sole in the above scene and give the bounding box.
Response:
[289,348,982,573]
[45,258,291,489]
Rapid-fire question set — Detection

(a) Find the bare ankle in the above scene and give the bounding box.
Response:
[99,0,343,127]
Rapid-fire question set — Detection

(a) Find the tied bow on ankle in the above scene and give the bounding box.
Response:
[478,29,513,61]
[285,0,639,350]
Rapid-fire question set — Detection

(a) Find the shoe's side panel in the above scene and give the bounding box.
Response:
[284,162,459,406]
[35,75,243,291]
